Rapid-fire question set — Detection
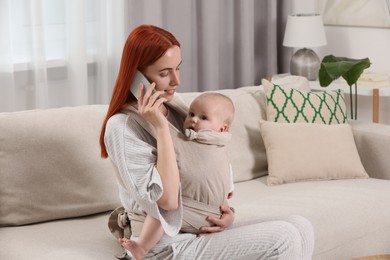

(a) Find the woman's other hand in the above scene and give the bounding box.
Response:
[198,204,235,236]
[137,83,168,129]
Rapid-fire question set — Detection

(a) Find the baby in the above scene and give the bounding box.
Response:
[120,92,235,259]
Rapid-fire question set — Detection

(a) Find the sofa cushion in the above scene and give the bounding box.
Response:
[0,105,120,226]
[0,212,119,260]
[260,120,369,185]
[350,120,390,180]
[179,86,269,182]
[230,177,390,259]
[262,79,347,124]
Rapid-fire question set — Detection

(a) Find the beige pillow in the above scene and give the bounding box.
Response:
[262,78,347,124]
[260,120,369,186]
[0,105,120,226]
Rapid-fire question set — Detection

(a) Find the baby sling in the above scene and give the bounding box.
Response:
[127,105,231,234]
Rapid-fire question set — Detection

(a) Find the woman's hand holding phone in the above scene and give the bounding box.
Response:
[137,83,168,129]
[138,82,181,211]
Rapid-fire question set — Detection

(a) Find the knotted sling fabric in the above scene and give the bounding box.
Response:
[171,127,232,234]
[184,128,232,146]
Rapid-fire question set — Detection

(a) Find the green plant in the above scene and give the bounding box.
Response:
[318,55,371,120]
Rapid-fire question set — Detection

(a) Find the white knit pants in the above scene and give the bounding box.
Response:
[134,215,314,260]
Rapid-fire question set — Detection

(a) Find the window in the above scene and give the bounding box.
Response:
[5,0,99,69]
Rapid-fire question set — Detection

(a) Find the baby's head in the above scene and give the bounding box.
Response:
[183,92,235,133]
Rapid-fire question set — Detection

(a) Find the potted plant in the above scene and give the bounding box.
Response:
[318,55,371,120]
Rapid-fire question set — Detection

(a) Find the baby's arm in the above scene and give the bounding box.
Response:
[120,215,164,260]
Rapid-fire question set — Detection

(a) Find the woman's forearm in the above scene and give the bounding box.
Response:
[155,125,180,211]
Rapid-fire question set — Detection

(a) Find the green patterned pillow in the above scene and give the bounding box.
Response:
[262,79,347,124]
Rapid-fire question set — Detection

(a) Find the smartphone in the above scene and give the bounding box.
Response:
[130,70,151,99]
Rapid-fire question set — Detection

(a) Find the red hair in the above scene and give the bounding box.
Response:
[100,25,180,158]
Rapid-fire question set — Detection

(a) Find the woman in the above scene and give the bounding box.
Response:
[100,24,314,259]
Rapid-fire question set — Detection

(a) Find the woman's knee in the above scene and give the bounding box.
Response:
[279,216,315,260]
[284,216,314,243]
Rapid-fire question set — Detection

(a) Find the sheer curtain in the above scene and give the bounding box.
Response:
[0,0,290,112]
[0,0,126,112]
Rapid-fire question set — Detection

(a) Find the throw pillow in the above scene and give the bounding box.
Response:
[262,78,347,124]
[271,75,311,92]
[260,120,369,186]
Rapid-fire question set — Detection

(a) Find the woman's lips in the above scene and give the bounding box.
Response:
[165,89,176,95]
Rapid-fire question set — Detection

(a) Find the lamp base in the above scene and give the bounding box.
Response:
[290,48,320,81]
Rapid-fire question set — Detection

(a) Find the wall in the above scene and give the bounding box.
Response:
[290,0,390,124]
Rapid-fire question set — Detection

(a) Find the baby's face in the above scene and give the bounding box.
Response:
[183,97,227,132]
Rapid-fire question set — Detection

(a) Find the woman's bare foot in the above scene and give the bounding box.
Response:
[118,238,147,260]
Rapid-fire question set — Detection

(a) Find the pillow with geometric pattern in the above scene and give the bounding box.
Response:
[262,78,347,124]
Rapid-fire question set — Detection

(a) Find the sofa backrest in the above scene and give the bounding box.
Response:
[179,86,268,183]
[0,105,120,226]
[0,86,268,226]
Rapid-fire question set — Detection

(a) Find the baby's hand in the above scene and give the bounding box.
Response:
[227,191,233,199]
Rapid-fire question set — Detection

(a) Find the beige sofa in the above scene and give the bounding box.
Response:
[1,84,390,260]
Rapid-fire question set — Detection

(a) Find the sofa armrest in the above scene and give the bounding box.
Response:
[350,121,390,180]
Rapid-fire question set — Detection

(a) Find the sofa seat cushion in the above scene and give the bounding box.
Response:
[2,178,390,260]
[0,212,120,260]
[230,177,390,260]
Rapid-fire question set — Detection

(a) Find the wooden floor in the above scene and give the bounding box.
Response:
[352,255,390,260]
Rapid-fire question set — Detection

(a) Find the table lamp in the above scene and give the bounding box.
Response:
[283,14,327,81]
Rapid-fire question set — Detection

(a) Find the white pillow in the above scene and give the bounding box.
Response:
[260,120,369,186]
[271,75,311,92]
[262,78,347,124]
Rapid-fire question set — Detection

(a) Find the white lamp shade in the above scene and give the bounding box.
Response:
[283,14,327,48]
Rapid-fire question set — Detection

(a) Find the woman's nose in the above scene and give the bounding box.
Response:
[170,71,180,85]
